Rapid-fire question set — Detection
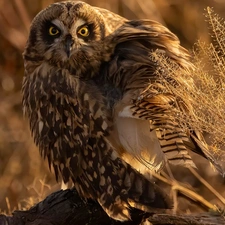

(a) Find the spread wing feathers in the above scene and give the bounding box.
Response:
[104,20,225,175]
[106,20,192,70]
[115,93,196,170]
[130,93,198,168]
[117,89,225,175]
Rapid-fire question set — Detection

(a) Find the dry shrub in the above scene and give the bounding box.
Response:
[146,7,225,171]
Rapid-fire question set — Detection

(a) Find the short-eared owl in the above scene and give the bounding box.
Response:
[22,1,224,221]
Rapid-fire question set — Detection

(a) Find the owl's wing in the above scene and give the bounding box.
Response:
[72,83,172,221]
[93,6,127,34]
[103,20,225,175]
[112,92,197,173]
[114,91,225,175]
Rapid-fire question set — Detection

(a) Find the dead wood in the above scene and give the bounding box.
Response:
[0,188,224,225]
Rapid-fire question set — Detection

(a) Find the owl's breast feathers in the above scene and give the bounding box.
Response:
[22,54,172,221]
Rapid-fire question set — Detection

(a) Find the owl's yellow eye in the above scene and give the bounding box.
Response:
[77,26,89,37]
[49,26,60,36]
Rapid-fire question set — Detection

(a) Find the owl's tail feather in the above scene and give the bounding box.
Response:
[125,162,173,210]
[77,136,172,222]
[95,151,172,221]
[97,160,172,221]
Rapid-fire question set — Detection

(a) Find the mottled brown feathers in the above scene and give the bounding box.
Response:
[22,1,224,222]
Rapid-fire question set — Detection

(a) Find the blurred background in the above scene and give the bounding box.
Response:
[0,0,225,214]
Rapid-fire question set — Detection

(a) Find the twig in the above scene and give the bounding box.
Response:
[153,172,219,211]
[189,167,225,205]
[13,0,31,33]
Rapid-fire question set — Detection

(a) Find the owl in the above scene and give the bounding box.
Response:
[22,1,224,222]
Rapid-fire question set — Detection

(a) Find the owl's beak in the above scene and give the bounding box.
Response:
[65,35,74,57]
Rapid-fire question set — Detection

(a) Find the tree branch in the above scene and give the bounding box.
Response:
[0,189,224,225]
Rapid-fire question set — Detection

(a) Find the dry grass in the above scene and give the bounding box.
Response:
[0,0,225,216]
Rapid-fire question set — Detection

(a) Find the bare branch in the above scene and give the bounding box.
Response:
[0,189,224,225]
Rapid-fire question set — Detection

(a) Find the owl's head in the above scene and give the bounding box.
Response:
[23,1,126,68]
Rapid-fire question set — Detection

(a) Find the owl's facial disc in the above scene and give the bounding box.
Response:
[44,18,94,58]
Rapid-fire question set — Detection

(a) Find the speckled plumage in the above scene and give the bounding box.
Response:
[22,1,224,221]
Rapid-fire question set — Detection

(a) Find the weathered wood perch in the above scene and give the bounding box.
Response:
[0,188,224,225]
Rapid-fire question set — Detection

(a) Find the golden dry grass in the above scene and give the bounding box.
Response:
[0,0,225,215]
